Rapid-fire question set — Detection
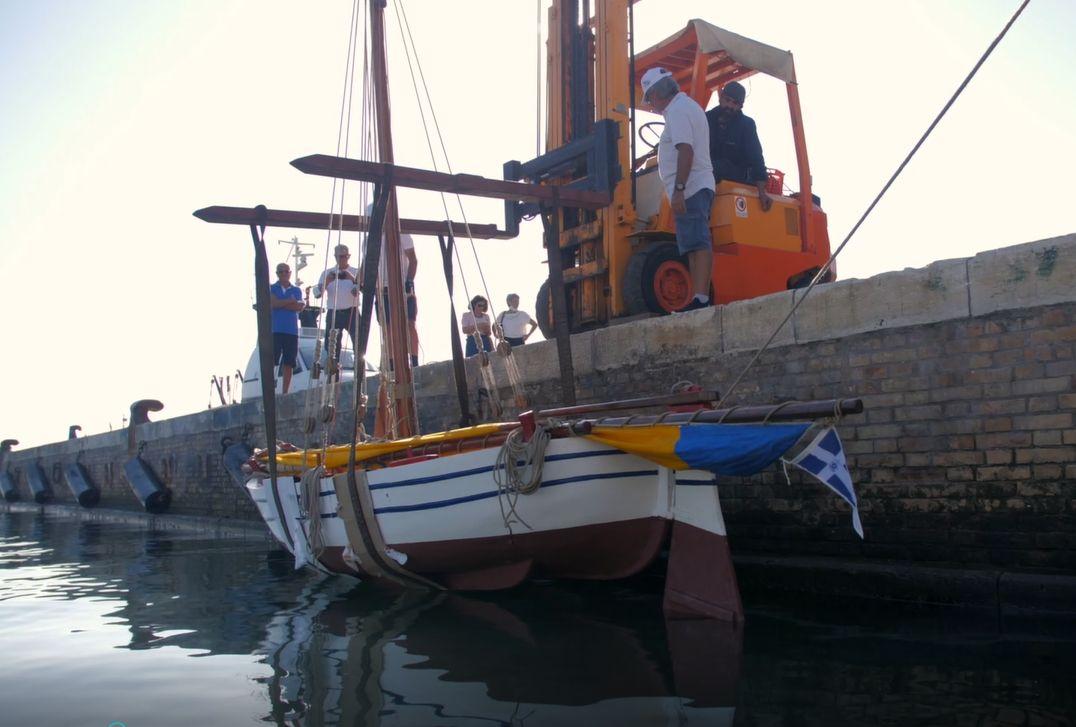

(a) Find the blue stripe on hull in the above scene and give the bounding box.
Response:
[374,468,658,514]
[368,448,629,491]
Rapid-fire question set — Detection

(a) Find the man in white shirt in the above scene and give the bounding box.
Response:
[641,66,715,313]
[312,243,360,360]
[494,293,537,347]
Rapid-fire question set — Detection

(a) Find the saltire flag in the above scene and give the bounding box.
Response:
[586,423,810,476]
[786,427,864,538]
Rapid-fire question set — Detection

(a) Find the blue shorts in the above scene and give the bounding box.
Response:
[465,334,493,357]
[273,333,298,368]
[674,188,714,254]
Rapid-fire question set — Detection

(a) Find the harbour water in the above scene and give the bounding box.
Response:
[1,510,1073,726]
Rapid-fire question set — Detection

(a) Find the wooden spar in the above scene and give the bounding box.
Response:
[370,0,418,439]
[573,398,864,429]
[351,184,391,428]
[438,233,474,427]
[280,396,862,470]
[291,154,611,210]
[247,209,292,549]
[193,205,513,239]
[534,389,720,419]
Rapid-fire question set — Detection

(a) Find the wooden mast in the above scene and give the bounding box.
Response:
[370,0,418,438]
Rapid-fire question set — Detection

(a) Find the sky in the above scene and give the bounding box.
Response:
[1,0,1073,447]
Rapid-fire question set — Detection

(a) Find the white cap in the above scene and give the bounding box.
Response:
[640,67,674,98]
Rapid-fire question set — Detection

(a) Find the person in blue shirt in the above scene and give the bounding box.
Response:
[270,263,305,394]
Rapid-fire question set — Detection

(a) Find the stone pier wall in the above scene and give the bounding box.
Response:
[4,233,1074,574]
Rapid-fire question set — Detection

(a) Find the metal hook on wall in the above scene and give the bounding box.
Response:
[123,399,171,514]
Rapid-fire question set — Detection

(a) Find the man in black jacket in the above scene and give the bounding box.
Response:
[705,81,773,212]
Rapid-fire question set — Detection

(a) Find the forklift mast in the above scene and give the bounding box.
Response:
[543,0,635,328]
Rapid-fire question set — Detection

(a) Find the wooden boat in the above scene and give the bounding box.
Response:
[242,398,860,623]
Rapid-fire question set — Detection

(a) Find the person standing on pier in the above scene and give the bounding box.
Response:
[461,295,494,357]
[641,66,715,313]
[494,293,537,347]
[313,244,361,365]
[270,263,304,394]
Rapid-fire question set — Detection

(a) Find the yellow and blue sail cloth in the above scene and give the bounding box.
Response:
[585,422,809,475]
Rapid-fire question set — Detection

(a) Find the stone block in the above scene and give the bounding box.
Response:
[570,329,595,378]
[641,305,723,365]
[999,571,1076,617]
[591,318,648,372]
[412,360,455,397]
[969,233,1076,315]
[722,289,796,352]
[794,258,970,343]
[512,339,561,386]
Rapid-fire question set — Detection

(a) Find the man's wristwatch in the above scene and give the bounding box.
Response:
[674,182,686,191]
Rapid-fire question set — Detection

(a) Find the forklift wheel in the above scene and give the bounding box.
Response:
[623,242,693,315]
[535,280,556,339]
[535,280,552,338]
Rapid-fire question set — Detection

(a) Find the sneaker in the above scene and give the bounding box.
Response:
[675,298,710,313]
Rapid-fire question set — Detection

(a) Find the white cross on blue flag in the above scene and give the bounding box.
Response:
[787,427,864,539]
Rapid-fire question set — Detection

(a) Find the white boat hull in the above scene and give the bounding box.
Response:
[247,436,743,620]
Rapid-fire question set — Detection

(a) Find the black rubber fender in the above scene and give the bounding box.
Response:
[122,457,171,514]
[63,463,100,509]
[26,463,53,504]
[0,471,19,502]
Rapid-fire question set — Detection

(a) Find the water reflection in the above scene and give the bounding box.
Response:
[257,581,741,725]
[2,510,1074,726]
[0,512,740,725]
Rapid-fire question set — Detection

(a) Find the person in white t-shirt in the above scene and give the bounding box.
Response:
[312,243,360,360]
[494,293,537,347]
[641,66,715,313]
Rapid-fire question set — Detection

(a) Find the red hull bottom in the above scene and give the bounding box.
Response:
[663,521,743,623]
[316,516,743,621]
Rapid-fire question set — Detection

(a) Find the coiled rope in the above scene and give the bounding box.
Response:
[492,423,554,532]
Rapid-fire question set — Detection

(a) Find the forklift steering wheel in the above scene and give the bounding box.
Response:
[638,121,664,150]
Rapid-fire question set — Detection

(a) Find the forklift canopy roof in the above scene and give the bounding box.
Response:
[635,19,797,97]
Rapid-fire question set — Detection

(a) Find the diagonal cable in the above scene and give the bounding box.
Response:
[717,0,1032,408]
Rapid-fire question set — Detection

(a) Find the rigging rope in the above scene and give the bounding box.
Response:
[303,0,365,447]
[716,0,1032,410]
[391,0,525,417]
[501,345,529,410]
[392,0,498,318]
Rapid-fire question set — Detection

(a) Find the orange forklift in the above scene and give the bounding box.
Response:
[507,3,832,335]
